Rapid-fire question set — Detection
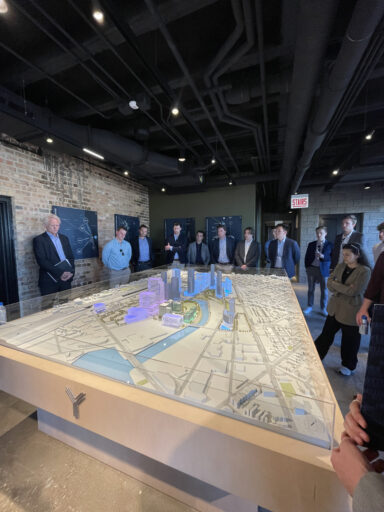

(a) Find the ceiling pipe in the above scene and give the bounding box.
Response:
[0,86,178,182]
[277,0,339,201]
[143,0,238,178]
[289,0,384,197]
[204,0,266,174]
[66,0,194,157]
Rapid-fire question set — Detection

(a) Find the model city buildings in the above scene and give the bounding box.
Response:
[124,266,234,328]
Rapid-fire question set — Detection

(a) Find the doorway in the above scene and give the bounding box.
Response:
[0,196,19,305]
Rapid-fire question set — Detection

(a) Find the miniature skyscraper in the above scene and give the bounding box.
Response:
[216,270,223,298]
[148,277,165,304]
[170,276,180,300]
[210,264,216,288]
[187,268,195,295]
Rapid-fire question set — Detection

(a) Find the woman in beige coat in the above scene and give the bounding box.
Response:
[314,243,371,376]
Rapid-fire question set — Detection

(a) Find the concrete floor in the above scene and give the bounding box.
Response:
[0,282,368,511]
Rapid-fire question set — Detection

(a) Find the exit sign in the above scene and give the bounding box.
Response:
[291,194,309,209]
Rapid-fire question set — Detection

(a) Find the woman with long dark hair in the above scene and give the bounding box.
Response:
[314,243,371,376]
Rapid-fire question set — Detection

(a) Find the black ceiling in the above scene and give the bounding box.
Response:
[1,0,384,205]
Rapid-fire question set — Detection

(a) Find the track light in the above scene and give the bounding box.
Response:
[124,171,129,176]
[211,157,216,165]
[129,100,139,110]
[161,187,166,192]
[171,107,179,116]
[365,130,375,141]
[93,10,104,23]
[364,183,371,190]
[332,169,339,176]
[46,137,53,144]
[0,0,8,14]
[83,147,104,160]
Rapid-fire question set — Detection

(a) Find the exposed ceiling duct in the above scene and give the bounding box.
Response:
[288,0,384,198]
[0,86,179,181]
[277,0,339,202]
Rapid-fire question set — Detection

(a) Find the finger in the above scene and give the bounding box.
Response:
[344,414,369,444]
[349,401,367,429]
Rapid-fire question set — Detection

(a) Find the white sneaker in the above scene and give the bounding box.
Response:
[338,366,354,376]
[303,307,312,315]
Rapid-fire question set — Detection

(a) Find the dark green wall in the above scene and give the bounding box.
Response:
[149,185,257,249]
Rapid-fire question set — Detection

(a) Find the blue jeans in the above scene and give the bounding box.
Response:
[306,266,328,309]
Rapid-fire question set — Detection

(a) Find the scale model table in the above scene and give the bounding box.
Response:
[0,267,351,512]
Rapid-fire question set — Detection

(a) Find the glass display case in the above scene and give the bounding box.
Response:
[0,264,335,449]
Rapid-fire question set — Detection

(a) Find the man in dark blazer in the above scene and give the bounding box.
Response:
[330,214,369,271]
[33,214,75,296]
[303,226,333,316]
[187,231,211,265]
[164,222,188,264]
[268,223,300,278]
[131,224,154,272]
[235,227,260,269]
[211,225,236,265]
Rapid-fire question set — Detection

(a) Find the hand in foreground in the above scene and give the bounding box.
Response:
[164,243,171,251]
[344,394,369,446]
[356,308,370,325]
[60,272,73,281]
[331,435,383,496]
[241,264,247,270]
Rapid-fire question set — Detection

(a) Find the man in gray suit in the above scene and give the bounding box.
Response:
[187,231,210,265]
[330,214,369,270]
[234,227,260,269]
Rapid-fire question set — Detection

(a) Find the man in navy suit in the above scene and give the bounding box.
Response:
[33,214,75,296]
[211,225,236,265]
[268,224,300,278]
[303,226,333,316]
[164,222,188,264]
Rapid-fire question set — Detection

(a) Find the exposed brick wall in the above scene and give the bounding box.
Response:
[299,185,384,282]
[0,139,149,300]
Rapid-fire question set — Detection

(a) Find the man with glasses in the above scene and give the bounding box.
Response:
[102,226,132,287]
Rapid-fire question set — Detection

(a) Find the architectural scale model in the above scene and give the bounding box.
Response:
[0,266,335,448]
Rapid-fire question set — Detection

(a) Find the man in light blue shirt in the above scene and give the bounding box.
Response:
[102,226,132,287]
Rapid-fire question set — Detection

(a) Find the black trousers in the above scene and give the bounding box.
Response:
[135,261,153,272]
[39,277,72,296]
[314,315,361,371]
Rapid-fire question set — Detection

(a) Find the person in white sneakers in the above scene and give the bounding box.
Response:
[314,243,370,376]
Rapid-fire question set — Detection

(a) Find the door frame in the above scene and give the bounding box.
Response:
[0,195,19,304]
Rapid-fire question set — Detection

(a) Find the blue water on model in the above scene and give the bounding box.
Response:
[73,299,210,382]
[73,348,135,384]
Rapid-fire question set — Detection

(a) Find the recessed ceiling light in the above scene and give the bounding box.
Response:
[365,130,375,141]
[83,147,104,160]
[128,100,139,110]
[161,187,166,192]
[46,137,53,144]
[289,211,293,214]
[229,180,233,186]
[178,156,186,162]
[332,169,339,176]
[211,157,216,164]
[364,184,371,190]
[0,0,8,14]
[171,107,179,116]
[93,10,104,23]
[124,171,129,176]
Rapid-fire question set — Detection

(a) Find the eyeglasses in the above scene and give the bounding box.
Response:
[120,249,125,256]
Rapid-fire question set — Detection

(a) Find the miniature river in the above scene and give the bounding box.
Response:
[73,299,209,384]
